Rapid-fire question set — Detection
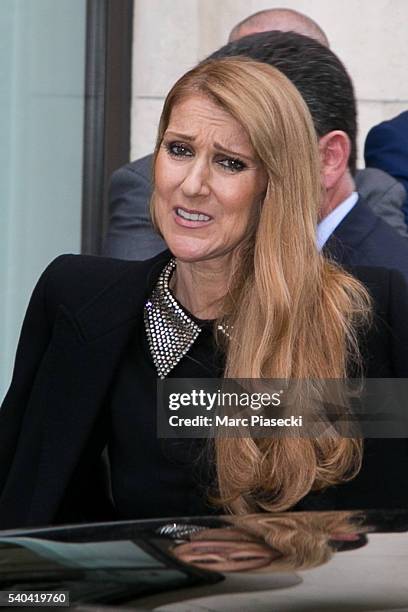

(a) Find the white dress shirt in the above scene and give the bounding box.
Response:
[317,192,358,251]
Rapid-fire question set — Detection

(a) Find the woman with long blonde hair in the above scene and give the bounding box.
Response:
[150,57,370,514]
[0,56,406,529]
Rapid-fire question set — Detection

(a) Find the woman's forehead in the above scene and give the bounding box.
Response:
[168,94,237,127]
[166,94,255,153]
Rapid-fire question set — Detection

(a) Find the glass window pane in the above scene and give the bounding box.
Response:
[0,0,87,399]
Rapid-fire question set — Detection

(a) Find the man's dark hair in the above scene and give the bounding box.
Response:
[208,31,357,176]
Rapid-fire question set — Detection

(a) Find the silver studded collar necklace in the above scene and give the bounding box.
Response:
[144,258,204,379]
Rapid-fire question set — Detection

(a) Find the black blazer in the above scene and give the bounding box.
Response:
[1,251,408,529]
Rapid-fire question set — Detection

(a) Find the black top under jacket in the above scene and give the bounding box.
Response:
[109,311,220,519]
[1,250,408,529]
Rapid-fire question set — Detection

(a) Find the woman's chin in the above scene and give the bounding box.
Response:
[166,238,212,264]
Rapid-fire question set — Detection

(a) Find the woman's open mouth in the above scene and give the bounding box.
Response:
[174,207,213,227]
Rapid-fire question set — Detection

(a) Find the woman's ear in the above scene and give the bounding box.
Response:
[319,131,351,190]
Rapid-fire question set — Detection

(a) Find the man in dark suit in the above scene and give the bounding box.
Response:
[103,14,408,261]
[365,111,408,224]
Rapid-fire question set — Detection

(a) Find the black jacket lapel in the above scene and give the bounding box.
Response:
[324,198,378,266]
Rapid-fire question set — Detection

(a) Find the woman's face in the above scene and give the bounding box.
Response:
[153,94,268,264]
[171,528,281,573]
[172,539,280,573]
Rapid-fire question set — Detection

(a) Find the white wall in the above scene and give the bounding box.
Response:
[130,0,408,168]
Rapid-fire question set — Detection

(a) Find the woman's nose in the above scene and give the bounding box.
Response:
[181,159,211,197]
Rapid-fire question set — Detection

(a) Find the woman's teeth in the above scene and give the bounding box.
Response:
[177,208,211,222]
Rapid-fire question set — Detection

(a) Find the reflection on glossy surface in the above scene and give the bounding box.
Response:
[168,511,369,573]
[172,528,282,572]
[0,510,407,610]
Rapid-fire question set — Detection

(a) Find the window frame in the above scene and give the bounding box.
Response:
[81,0,133,254]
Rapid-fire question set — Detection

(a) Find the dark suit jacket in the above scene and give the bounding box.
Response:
[355,168,407,237]
[1,252,408,530]
[325,198,408,281]
[103,155,407,261]
[103,155,165,261]
[365,111,408,223]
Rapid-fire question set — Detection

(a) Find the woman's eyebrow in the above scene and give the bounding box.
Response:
[164,130,195,141]
[213,141,255,161]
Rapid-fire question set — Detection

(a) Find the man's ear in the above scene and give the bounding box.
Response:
[319,131,351,190]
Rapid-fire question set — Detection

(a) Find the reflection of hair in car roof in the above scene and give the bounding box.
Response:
[170,511,370,573]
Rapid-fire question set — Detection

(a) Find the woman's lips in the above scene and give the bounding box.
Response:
[173,207,213,228]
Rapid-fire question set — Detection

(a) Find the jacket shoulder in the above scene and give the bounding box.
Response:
[42,253,162,318]
[111,154,153,185]
[367,111,408,137]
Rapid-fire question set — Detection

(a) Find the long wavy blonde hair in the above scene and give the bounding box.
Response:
[151,58,371,513]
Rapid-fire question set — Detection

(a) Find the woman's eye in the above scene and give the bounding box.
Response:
[217,158,246,172]
[165,142,193,157]
[230,554,265,562]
